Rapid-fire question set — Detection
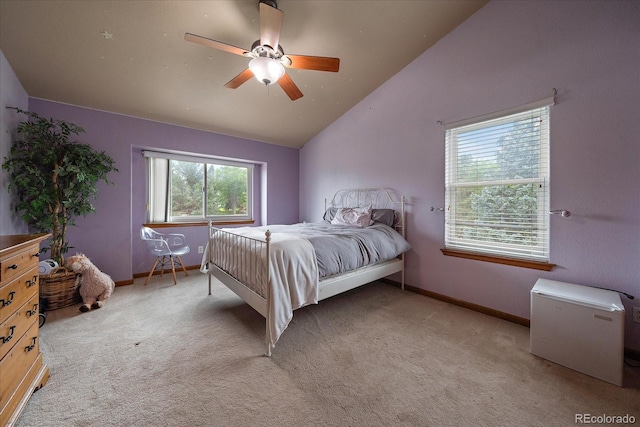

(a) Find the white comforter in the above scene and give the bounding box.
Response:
[201,227,319,349]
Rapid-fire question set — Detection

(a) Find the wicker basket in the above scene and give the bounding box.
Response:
[39,267,81,310]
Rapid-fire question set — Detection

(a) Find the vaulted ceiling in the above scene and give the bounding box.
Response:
[0,1,487,148]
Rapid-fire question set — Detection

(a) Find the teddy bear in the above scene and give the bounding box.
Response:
[66,254,115,312]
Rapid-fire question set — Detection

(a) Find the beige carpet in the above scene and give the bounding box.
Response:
[16,272,640,427]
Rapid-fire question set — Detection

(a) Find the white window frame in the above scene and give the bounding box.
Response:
[144,150,253,223]
[444,96,554,263]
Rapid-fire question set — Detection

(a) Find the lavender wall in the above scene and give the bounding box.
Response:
[28,99,299,282]
[300,1,640,351]
[0,50,29,235]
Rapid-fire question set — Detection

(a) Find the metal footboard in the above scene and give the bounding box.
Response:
[207,226,271,298]
[206,225,274,355]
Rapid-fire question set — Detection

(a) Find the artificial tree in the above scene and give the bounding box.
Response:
[2,107,118,265]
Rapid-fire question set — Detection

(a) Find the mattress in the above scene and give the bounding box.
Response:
[236,222,411,278]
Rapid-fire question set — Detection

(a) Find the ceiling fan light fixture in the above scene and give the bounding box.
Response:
[249,56,285,86]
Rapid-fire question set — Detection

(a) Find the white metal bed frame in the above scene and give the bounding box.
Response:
[205,188,407,356]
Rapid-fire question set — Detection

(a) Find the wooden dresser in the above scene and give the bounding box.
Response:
[0,234,50,426]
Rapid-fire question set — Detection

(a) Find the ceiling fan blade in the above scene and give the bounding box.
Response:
[277,73,303,101]
[284,55,340,72]
[224,68,255,89]
[184,33,248,57]
[259,2,283,51]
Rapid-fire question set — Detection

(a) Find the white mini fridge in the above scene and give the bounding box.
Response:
[530,278,625,386]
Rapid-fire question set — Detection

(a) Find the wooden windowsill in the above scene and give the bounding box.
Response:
[440,248,555,271]
[144,220,255,228]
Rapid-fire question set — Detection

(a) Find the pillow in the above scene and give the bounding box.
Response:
[323,207,338,223]
[370,209,397,227]
[330,206,373,227]
[324,207,397,227]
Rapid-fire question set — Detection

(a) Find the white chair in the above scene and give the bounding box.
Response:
[140,227,191,286]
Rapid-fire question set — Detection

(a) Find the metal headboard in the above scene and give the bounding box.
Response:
[324,188,406,238]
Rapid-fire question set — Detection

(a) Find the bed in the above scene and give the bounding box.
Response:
[200,188,411,356]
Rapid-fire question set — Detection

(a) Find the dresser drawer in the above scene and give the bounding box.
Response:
[0,294,39,361]
[0,247,39,284]
[0,321,40,411]
[0,267,39,325]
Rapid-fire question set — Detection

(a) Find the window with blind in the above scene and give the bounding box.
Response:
[144,151,253,223]
[444,98,552,263]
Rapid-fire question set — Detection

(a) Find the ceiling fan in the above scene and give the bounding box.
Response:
[184,0,340,101]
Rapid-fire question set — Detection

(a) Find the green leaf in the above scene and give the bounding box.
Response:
[2,107,117,263]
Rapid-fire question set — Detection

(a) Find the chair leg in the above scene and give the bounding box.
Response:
[145,257,160,286]
[159,256,167,277]
[169,256,178,285]
[176,256,189,277]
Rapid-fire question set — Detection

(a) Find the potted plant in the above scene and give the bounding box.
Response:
[2,107,117,307]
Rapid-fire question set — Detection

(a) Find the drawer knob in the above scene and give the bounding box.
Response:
[27,276,38,288]
[7,264,18,270]
[25,336,37,352]
[0,291,15,307]
[1,325,15,344]
[27,303,39,317]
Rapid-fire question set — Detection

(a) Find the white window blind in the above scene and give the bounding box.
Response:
[444,98,553,262]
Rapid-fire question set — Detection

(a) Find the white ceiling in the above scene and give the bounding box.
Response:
[0,0,486,148]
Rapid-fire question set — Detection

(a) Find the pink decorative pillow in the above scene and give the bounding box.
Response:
[330,206,373,227]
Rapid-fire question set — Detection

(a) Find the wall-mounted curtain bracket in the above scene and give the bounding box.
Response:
[549,209,571,217]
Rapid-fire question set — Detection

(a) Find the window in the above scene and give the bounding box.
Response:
[144,151,253,223]
[444,97,553,264]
